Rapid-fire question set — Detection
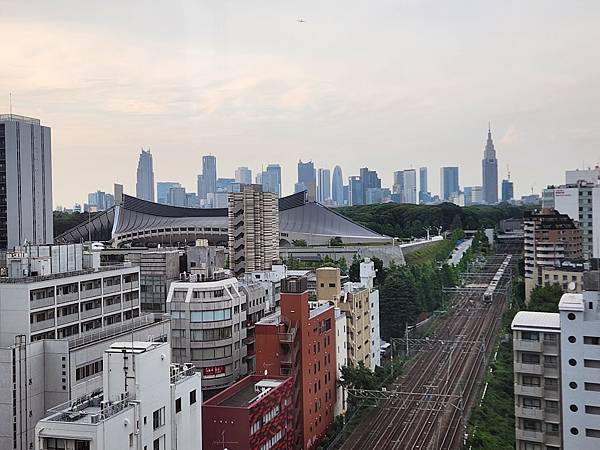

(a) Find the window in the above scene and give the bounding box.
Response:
[584,359,600,369]
[153,436,164,450]
[190,389,197,404]
[152,407,165,430]
[522,397,541,409]
[585,405,600,415]
[544,355,558,368]
[522,419,542,432]
[170,310,185,319]
[172,329,186,339]
[175,397,181,413]
[522,331,539,341]
[584,336,600,345]
[546,423,559,436]
[586,428,600,438]
[190,327,232,341]
[190,308,232,323]
[522,376,540,386]
[44,438,66,450]
[521,352,540,364]
[75,359,103,381]
[585,382,600,392]
[191,346,232,360]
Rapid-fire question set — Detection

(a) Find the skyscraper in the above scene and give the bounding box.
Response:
[419,167,429,204]
[501,179,514,203]
[402,169,417,204]
[440,167,460,201]
[332,166,344,206]
[136,148,155,202]
[0,114,53,249]
[234,166,252,185]
[359,167,381,204]
[482,124,499,204]
[349,176,364,206]
[228,184,279,276]
[297,160,316,201]
[199,155,217,201]
[263,164,282,197]
[317,168,331,203]
[157,182,182,204]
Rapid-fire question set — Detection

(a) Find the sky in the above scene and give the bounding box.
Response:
[1,0,600,207]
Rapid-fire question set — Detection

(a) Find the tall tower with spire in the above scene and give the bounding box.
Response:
[482,123,498,204]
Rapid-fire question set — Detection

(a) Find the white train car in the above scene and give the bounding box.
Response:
[483,255,512,303]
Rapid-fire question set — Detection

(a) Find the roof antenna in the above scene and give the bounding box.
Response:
[9,92,13,118]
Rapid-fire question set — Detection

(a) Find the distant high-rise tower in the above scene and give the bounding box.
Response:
[482,123,499,204]
[0,114,53,249]
[419,167,429,204]
[348,176,364,206]
[317,168,331,203]
[403,169,417,204]
[359,167,381,204]
[297,160,316,201]
[228,184,279,276]
[263,164,282,197]
[440,167,459,201]
[331,166,344,206]
[235,166,252,185]
[157,182,181,204]
[136,148,155,202]
[199,155,217,202]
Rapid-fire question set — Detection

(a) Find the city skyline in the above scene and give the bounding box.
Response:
[2,2,600,207]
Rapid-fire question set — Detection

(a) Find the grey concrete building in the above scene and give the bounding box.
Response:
[228,184,279,276]
[0,114,53,250]
[167,277,248,392]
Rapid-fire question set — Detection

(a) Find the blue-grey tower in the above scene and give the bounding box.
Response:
[482,123,499,204]
[136,148,155,202]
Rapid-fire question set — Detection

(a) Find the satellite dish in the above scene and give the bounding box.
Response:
[568,281,576,292]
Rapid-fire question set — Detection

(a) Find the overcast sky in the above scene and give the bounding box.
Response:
[2,0,600,207]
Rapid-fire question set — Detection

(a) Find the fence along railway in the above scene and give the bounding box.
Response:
[337,244,519,450]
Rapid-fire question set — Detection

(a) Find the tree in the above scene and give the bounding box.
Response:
[329,236,343,247]
[529,284,563,313]
[340,362,377,390]
[349,255,361,282]
[292,239,307,247]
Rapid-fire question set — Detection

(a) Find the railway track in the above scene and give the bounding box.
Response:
[338,247,519,450]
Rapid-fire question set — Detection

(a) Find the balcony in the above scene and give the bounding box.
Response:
[31,317,55,332]
[278,326,297,344]
[103,283,122,294]
[515,406,544,420]
[514,340,542,352]
[81,306,102,320]
[80,287,102,299]
[123,297,140,310]
[543,365,559,378]
[57,292,79,304]
[515,384,543,397]
[516,429,544,443]
[122,281,139,291]
[514,362,543,375]
[30,296,55,310]
[104,302,122,314]
[57,312,79,326]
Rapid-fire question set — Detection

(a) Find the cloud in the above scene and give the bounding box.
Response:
[500,126,522,145]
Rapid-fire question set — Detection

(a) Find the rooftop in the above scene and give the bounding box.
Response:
[0,114,41,125]
[559,293,585,312]
[41,391,134,426]
[204,375,290,408]
[0,263,137,284]
[309,302,333,319]
[511,311,560,332]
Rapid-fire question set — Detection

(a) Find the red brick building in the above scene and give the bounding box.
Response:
[255,277,337,450]
[202,375,293,450]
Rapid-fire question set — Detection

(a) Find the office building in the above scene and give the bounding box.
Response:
[167,276,249,392]
[235,166,253,185]
[35,341,201,450]
[0,114,53,249]
[524,209,583,301]
[167,186,187,207]
[440,167,460,202]
[262,164,282,197]
[198,155,217,202]
[464,186,483,206]
[318,168,331,203]
[393,169,417,204]
[297,160,316,201]
[365,187,384,205]
[542,181,600,258]
[482,124,499,204]
[359,167,381,204]
[136,148,155,202]
[157,182,182,205]
[502,178,514,203]
[418,167,430,204]
[216,177,235,193]
[202,375,293,450]
[255,277,336,450]
[332,165,344,206]
[565,167,600,185]
[511,311,562,449]
[228,184,279,276]
[348,176,363,206]
[87,191,114,212]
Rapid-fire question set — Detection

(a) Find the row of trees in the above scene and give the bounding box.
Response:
[337,202,529,239]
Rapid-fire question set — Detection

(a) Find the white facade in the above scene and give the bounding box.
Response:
[566,168,599,185]
[335,307,347,416]
[361,258,381,368]
[559,284,600,449]
[0,114,53,249]
[35,341,202,450]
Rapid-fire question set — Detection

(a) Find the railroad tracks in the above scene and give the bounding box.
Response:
[338,250,519,450]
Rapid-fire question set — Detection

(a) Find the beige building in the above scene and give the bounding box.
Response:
[228,184,279,276]
[511,311,562,450]
[316,267,342,301]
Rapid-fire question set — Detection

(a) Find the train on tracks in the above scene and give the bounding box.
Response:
[483,255,512,304]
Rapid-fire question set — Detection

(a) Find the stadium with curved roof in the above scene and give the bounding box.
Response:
[56,191,391,247]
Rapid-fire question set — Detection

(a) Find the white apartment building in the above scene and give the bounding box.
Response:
[0,263,142,346]
[511,311,562,450]
[35,341,202,450]
[335,307,348,416]
[361,258,381,368]
[559,270,600,449]
[166,277,248,392]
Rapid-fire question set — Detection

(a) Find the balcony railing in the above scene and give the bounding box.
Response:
[515,406,544,420]
[516,429,544,442]
[57,292,79,304]
[57,312,79,326]
[30,296,55,310]
[31,317,55,332]
[514,362,543,375]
